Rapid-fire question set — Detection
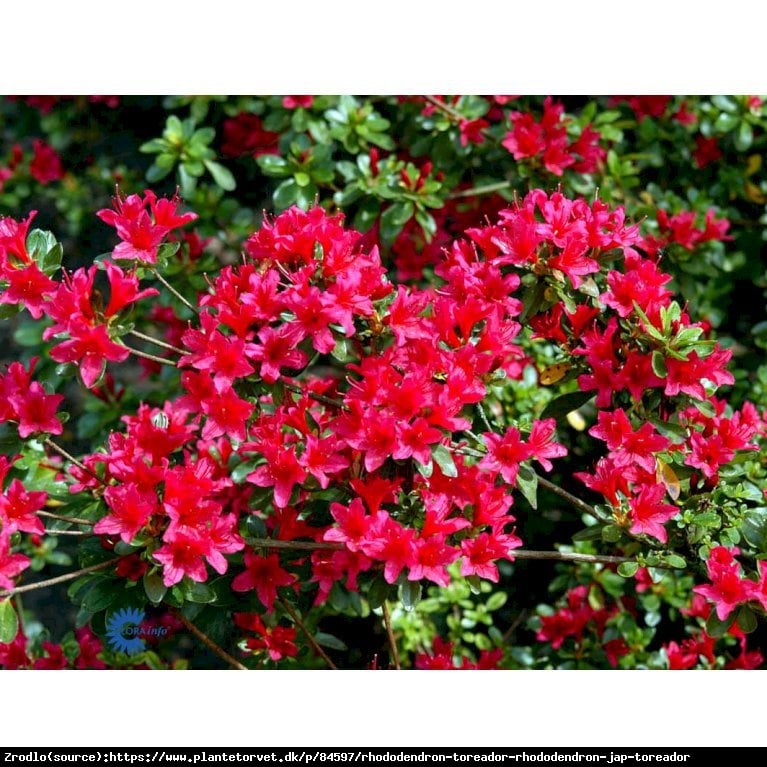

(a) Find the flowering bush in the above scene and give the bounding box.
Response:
[1,95,766,670]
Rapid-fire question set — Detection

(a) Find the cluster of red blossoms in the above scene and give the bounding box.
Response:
[0,182,763,668]
[501,97,606,176]
[0,139,63,192]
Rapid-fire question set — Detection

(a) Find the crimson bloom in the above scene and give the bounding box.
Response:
[232,552,296,611]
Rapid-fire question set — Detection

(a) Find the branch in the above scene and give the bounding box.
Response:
[121,344,178,368]
[127,329,186,356]
[150,267,199,314]
[534,474,605,521]
[448,181,513,200]
[0,556,125,598]
[283,382,348,412]
[173,609,248,671]
[248,538,341,551]
[42,528,91,536]
[422,95,493,141]
[423,95,468,123]
[511,549,633,565]
[382,601,401,670]
[38,510,93,527]
[278,594,338,669]
[43,438,106,486]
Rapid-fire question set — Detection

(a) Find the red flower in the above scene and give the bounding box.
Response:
[692,135,722,168]
[29,139,64,184]
[693,547,752,621]
[221,113,280,157]
[232,552,296,611]
[49,318,130,388]
[93,483,157,544]
[459,118,489,146]
[627,483,678,543]
[97,189,198,264]
[235,613,298,660]
[281,96,313,110]
[479,427,531,485]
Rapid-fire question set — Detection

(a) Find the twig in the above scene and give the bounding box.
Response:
[423,95,467,123]
[422,95,493,141]
[42,528,91,536]
[382,601,401,670]
[0,556,125,598]
[283,382,348,411]
[511,549,633,565]
[475,402,496,434]
[173,609,248,671]
[278,594,338,670]
[535,474,606,521]
[128,329,186,356]
[501,609,528,644]
[448,181,513,200]
[150,267,199,314]
[38,510,93,527]
[43,438,105,486]
[121,344,178,368]
[248,538,342,551]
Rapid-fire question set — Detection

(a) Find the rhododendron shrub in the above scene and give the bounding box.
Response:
[1,95,767,671]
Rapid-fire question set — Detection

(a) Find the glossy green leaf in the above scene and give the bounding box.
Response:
[0,599,18,644]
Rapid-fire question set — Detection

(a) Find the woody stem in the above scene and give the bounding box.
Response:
[0,556,126,599]
[278,594,338,670]
[122,344,178,368]
[173,610,248,671]
[127,329,186,356]
[150,268,199,314]
[382,601,401,670]
[43,438,105,486]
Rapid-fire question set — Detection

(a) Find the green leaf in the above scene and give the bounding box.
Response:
[705,608,736,638]
[366,575,392,610]
[664,554,687,569]
[399,580,422,611]
[541,390,594,423]
[330,335,355,363]
[601,524,622,543]
[617,561,639,578]
[711,95,737,113]
[294,171,311,188]
[415,459,433,479]
[245,513,268,540]
[146,162,173,183]
[736,605,758,634]
[431,444,457,478]
[230,460,259,484]
[143,570,167,605]
[177,164,197,198]
[734,121,754,151]
[651,350,668,378]
[515,465,538,510]
[314,631,348,652]
[466,575,482,594]
[485,592,507,611]
[0,599,19,644]
[257,154,290,177]
[81,578,121,612]
[379,201,414,244]
[140,138,169,153]
[691,512,721,528]
[273,179,299,210]
[742,509,767,550]
[181,580,217,604]
[204,160,236,191]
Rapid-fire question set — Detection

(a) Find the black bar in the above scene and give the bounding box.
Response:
[0,749,752,765]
